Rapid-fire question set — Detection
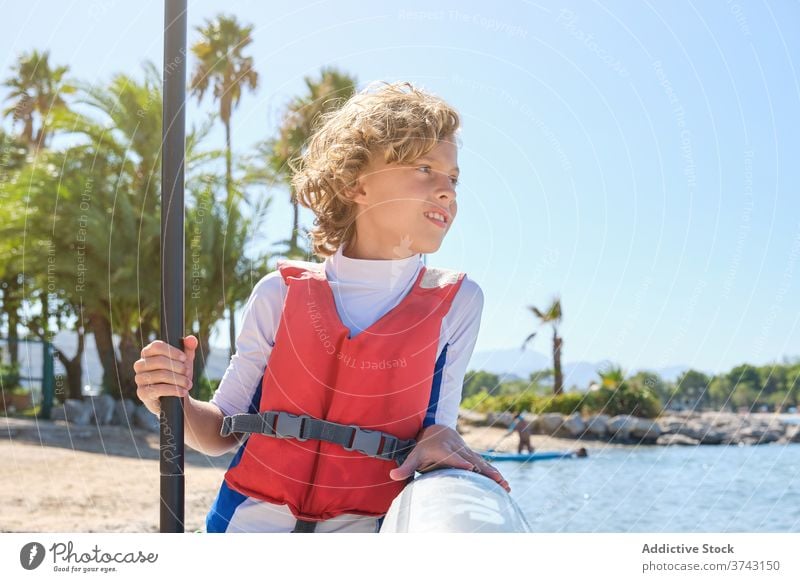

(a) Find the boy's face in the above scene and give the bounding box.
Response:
[346,139,459,259]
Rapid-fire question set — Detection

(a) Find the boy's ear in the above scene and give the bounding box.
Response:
[344,176,367,204]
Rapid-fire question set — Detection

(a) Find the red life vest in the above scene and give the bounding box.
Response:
[223,258,465,521]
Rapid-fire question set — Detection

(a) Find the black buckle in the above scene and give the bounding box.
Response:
[376,434,398,460]
[392,439,416,465]
[259,411,277,436]
[344,426,383,456]
[275,411,309,441]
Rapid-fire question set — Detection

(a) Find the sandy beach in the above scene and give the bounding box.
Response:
[0,416,606,533]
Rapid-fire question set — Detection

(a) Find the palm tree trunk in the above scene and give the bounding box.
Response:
[224,119,233,207]
[2,275,21,368]
[55,340,85,401]
[227,303,236,360]
[190,331,212,401]
[291,188,299,254]
[553,330,563,395]
[89,312,120,396]
[223,119,238,357]
[118,332,141,401]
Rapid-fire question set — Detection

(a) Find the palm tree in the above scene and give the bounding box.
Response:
[598,365,625,389]
[2,49,73,150]
[264,67,357,258]
[190,14,258,208]
[521,296,564,395]
[189,13,258,354]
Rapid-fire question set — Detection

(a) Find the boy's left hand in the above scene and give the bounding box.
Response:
[388,424,511,492]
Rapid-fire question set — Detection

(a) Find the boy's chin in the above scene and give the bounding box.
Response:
[415,239,444,254]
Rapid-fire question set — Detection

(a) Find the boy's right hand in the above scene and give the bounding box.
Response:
[134,335,198,415]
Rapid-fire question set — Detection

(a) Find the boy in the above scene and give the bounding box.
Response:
[134,81,509,533]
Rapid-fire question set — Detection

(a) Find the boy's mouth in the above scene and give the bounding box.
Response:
[423,209,449,229]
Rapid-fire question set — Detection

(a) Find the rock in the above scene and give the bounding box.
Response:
[667,420,725,444]
[706,412,742,428]
[111,399,137,426]
[561,413,586,438]
[628,418,662,443]
[458,409,487,426]
[657,415,689,433]
[785,424,800,443]
[671,410,701,420]
[525,414,541,434]
[134,405,160,433]
[87,394,115,425]
[539,413,566,435]
[486,411,515,428]
[584,414,609,438]
[697,429,727,445]
[738,426,783,444]
[607,415,635,441]
[63,399,92,426]
[657,433,700,446]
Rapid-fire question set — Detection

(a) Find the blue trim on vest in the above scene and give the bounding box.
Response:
[205,383,264,532]
[376,515,386,532]
[423,343,449,428]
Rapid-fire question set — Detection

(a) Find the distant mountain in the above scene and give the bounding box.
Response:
[471,347,692,389]
[470,348,549,378]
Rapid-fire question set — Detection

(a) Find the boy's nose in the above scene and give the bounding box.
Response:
[435,177,457,200]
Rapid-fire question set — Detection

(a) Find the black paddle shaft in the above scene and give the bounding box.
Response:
[159,0,187,533]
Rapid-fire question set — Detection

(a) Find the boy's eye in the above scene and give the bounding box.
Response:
[418,166,459,186]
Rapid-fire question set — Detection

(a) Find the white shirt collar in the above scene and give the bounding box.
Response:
[325,241,423,290]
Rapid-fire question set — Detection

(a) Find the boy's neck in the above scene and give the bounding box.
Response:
[342,238,419,261]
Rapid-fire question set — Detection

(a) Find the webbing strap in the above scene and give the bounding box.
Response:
[220,410,416,466]
[291,519,318,533]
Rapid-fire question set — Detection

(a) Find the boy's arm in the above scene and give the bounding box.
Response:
[429,275,485,429]
[184,270,285,456]
[385,277,512,493]
[209,270,285,418]
[184,397,243,456]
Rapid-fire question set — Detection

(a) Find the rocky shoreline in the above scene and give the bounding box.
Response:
[459,409,800,446]
[25,397,800,448]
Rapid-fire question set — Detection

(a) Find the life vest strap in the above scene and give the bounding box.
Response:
[221,410,416,466]
[291,519,318,533]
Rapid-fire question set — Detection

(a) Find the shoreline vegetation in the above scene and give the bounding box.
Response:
[458,409,800,447]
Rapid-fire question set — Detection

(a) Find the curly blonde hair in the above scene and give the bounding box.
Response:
[291,80,461,259]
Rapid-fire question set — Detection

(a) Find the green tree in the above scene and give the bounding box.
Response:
[708,376,734,410]
[461,369,501,400]
[728,364,762,410]
[673,369,710,410]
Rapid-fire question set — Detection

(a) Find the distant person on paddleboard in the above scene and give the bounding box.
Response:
[510,412,535,454]
[134,81,509,533]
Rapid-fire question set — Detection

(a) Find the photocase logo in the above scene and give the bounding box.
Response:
[19,542,46,570]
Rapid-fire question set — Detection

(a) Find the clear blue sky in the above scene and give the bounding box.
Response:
[3,0,799,375]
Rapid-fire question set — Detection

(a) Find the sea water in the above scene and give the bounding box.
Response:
[501,443,800,532]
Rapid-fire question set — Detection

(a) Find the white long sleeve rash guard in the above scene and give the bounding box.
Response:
[210,242,484,430]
